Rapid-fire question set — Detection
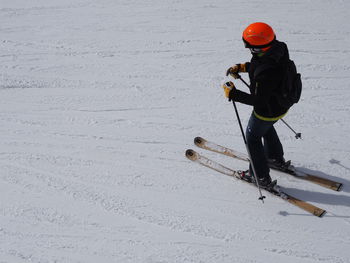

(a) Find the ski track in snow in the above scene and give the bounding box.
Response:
[1,0,350,262]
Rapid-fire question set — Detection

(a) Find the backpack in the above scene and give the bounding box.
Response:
[277,59,302,108]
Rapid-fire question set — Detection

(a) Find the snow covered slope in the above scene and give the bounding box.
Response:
[1,0,350,262]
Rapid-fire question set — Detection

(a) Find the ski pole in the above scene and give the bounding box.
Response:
[233,72,250,88]
[231,100,266,202]
[280,119,302,139]
[232,72,302,139]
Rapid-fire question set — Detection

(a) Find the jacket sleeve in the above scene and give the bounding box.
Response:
[232,67,278,107]
[245,62,251,72]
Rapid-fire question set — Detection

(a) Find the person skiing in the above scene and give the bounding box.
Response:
[223,22,292,189]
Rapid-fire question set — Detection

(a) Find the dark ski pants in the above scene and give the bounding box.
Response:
[246,112,284,180]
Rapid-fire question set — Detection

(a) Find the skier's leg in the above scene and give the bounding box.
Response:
[246,113,275,181]
[263,124,284,162]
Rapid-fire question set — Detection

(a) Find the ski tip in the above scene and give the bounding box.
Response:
[185,149,194,157]
[185,149,198,161]
[194,137,205,146]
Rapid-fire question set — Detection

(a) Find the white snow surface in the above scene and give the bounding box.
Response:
[1,0,350,262]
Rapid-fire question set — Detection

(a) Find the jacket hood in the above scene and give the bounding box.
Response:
[264,40,289,63]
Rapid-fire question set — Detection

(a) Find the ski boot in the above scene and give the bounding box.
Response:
[240,170,277,191]
[267,158,291,172]
[258,176,277,191]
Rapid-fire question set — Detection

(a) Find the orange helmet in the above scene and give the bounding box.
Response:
[242,22,276,48]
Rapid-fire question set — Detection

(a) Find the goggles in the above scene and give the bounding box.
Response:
[242,36,276,49]
[249,47,263,54]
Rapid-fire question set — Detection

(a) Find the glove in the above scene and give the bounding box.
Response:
[222,81,236,101]
[226,63,247,78]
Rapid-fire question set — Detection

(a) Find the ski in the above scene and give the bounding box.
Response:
[194,137,342,192]
[185,149,326,217]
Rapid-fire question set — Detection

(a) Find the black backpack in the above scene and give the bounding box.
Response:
[277,59,302,108]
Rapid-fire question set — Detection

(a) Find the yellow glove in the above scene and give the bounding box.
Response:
[226,63,247,78]
[222,81,235,100]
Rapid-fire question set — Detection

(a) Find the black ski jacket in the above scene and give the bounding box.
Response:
[233,40,290,120]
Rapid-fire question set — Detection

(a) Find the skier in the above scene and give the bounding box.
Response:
[223,22,291,189]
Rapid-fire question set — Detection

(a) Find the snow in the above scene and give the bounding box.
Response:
[1,0,350,262]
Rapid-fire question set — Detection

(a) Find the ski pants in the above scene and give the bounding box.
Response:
[246,112,284,180]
